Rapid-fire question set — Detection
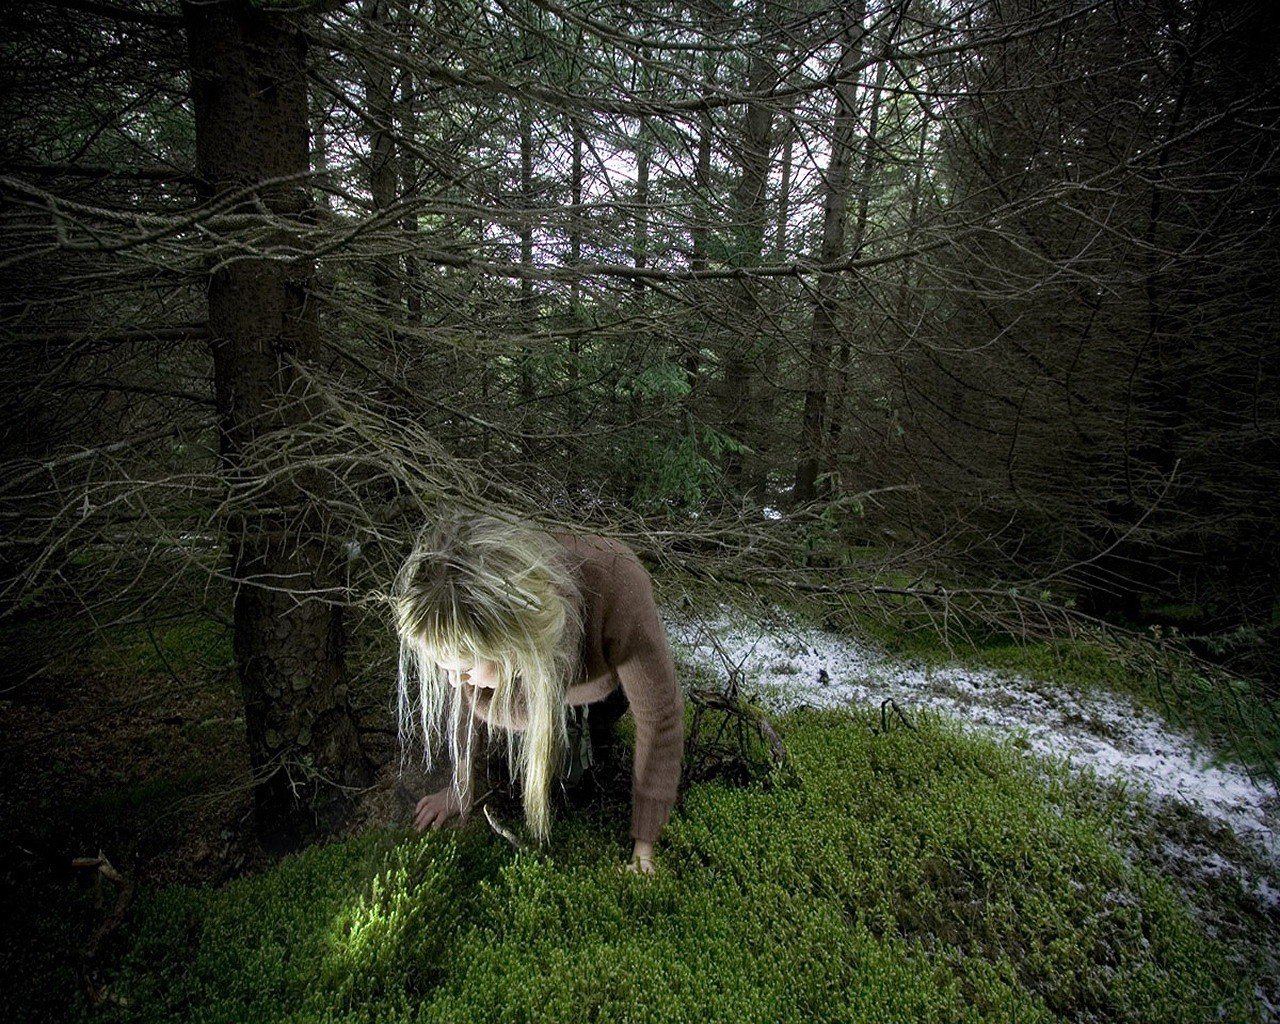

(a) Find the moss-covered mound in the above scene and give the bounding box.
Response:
[83,708,1256,1023]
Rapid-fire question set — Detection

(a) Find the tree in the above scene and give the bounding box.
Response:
[793,0,866,505]
[4,0,1277,843]
[360,0,403,319]
[184,0,371,846]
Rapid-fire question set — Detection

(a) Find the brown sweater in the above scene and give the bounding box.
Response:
[457,532,685,844]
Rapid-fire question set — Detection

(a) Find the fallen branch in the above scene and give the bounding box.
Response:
[482,803,528,853]
[686,685,789,786]
[71,850,135,1008]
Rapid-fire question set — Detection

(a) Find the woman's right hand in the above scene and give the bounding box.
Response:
[414,785,472,832]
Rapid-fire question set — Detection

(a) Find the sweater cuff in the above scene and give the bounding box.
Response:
[631,794,673,844]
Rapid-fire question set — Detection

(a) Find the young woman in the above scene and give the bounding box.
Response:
[392,511,684,874]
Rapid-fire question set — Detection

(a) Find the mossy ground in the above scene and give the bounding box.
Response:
[35,706,1269,1024]
[6,604,1277,1022]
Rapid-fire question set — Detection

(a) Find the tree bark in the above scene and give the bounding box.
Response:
[184,0,371,850]
[310,95,333,216]
[826,55,888,486]
[793,2,865,506]
[519,98,535,322]
[633,116,650,303]
[683,104,713,440]
[720,8,775,494]
[360,0,402,316]
[569,112,583,385]
[518,98,536,436]
[748,98,794,500]
[398,62,421,321]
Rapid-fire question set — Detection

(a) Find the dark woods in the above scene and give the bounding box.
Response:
[1,0,1277,842]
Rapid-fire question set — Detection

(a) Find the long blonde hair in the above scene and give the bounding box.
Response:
[392,510,584,844]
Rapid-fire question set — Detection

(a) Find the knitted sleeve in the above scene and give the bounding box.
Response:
[601,552,685,844]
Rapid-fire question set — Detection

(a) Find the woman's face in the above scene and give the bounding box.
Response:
[435,654,501,690]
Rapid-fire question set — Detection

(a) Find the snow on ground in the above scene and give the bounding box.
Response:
[666,604,1280,911]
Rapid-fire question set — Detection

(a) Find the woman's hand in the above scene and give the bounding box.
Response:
[622,839,656,875]
[414,785,472,832]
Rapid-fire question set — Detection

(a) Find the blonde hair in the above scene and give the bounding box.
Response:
[392,510,583,844]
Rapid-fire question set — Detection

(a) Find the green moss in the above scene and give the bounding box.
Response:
[84,769,220,827]
[1141,601,1205,625]
[946,638,1280,780]
[87,618,234,679]
[79,710,1263,1024]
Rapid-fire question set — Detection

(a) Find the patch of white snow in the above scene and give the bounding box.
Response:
[666,604,1280,908]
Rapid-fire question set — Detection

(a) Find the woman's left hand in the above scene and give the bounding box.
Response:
[624,853,656,875]
[621,839,656,875]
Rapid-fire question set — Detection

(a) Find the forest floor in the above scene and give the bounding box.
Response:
[667,601,1280,1016]
[3,599,1279,1019]
[670,604,1280,890]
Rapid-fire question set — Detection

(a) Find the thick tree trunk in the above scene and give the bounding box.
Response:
[184,0,371,850]
[793,3,865,506]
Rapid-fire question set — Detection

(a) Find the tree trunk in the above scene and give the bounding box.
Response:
[748,102,796,500]
[519,99,535,322]
[569,113,583,385]
[1086,3,1207,622]
[310,95,333,216]
[683,104,713,440]
[633,117,650,303]
[793,2,865,506]
[720,13,775,494]
[893,118,928,333]
[518,98,536,439]
[360,0,401,317]
[184,0,371,850]
[826,56,888,486]
[773,105,795,261]
[398,63,421,321]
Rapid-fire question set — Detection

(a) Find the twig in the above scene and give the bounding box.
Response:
[482,803,528,852]
[71,851,136,1007]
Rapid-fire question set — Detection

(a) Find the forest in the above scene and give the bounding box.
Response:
[2,0,1278,1020]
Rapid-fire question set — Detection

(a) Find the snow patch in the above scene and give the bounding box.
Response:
[667,604,1280,908]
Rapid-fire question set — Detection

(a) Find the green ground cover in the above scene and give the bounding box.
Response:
[64,707,1265,1024]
